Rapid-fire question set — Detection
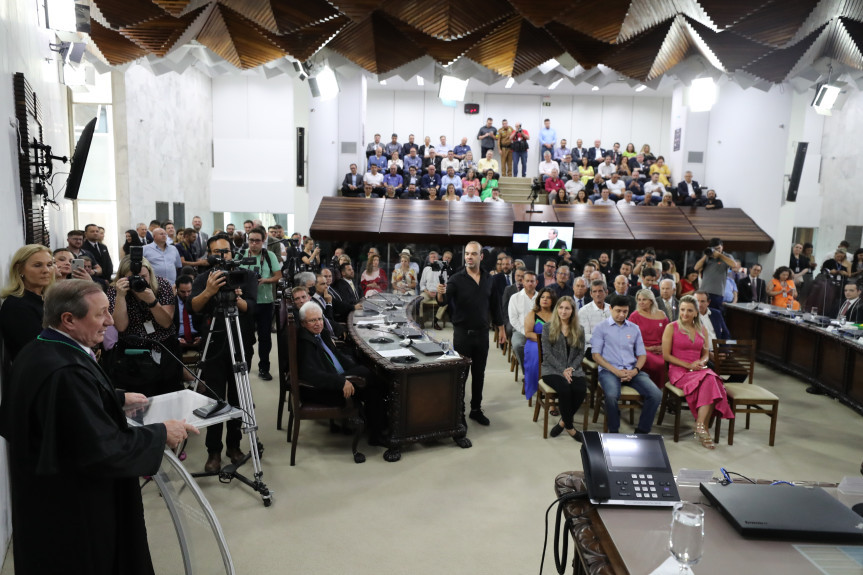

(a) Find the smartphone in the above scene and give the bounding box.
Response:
[71,259,85,272]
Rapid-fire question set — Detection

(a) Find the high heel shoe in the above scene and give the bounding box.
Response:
[549,421,565,438]
[694,422,715,450]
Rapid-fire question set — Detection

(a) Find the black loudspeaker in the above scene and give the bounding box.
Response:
[296,127,305,187]
[786,141,808,202]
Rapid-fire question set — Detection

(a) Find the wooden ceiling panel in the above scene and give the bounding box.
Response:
[381,0,514,39]
[694,0,773,29]
[603,19,682,80]
[511,20,565,77]
[151,0,192,17]
[505,0,583,28]
[744,25,825,82]
[197,4,287,69]
[92,0,168,28]
[88,19,150,65]
[120,6,207,56]
[557,0,632,44]
[266,16,349,62]
[687,18,771,71]
[463,16,523,77]
[328,0,388,23]
[327,13,426,74]
[392,20,498,65]
[220,0,277,33]
[545,22,613,69]
[731,0,821,47]
[270,0,343,33]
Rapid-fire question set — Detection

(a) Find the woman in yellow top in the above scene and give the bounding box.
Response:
[578,156,594,186]
[649,155,672,187]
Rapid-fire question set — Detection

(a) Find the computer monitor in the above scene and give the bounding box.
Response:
[511,221,574,254]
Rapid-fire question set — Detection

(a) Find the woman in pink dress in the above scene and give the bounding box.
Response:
[662,295,734,449]
[628,289,668,389]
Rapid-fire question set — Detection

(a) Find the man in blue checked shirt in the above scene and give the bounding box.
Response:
[590,294,662,434]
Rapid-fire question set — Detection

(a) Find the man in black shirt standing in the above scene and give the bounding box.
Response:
[437,241,503,426]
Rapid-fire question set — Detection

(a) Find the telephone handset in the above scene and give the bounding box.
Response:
[581,431,611,501]
[580,431,680,507]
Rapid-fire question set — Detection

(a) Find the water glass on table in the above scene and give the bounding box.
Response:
[669,501,704,574]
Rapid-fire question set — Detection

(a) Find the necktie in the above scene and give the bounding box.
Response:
[315,296,336,335]
[316,334,344,374]
[182,302,193,343]
[506,275,511,286]
[577,299,583,309]
[88,349,97,362]
[839,300,851,318]
[751,279,757,301]
[348,281,357,299]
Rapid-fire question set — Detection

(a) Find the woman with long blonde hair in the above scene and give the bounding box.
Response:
[0,244,55,361]
[662,295,734,449]
[541,296,588,440]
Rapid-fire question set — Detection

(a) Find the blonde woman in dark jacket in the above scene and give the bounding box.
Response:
[541,296,588,441]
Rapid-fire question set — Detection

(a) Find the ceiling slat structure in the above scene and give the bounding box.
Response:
[82,0,863,91]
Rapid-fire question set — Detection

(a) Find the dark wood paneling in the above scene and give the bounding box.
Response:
[757,316,788,362]
[787,326,818,376]
[620,207,702,248]
[447,202,513,246]
[817,339,849,394]
[554,205,633,248]
[850,352,863,405]
[681,207,774,253]
[310,197,386,241]
[379,200,449,243]
[513,203,556,222]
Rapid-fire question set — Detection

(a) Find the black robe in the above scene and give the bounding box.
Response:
[0,329,167,575]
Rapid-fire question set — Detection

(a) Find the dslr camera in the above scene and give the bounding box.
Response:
[128,246,149,293]
[208,248,255,292]
[432,259,453,285]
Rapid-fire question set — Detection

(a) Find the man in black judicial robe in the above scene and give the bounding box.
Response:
[0,280,196,575]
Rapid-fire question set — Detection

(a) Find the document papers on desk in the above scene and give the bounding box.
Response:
[377,348,414,358]
[795,545,863,575]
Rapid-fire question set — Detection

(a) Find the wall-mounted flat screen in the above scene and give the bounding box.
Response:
[511,221,574,254]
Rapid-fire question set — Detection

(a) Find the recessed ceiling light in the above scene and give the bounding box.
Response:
[379,79,386,85]
[538,59,560,74]
[417,76,424,86]
[635,84,647,92]
[505,78,515,89]
[591,85,600,91]
[549,78,563,90]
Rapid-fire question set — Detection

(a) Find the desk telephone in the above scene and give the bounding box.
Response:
[581,431,680,506]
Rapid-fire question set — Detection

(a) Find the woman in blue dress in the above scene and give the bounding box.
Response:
[524,288,558,401]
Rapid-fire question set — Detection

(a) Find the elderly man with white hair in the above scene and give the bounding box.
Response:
[657,278,679,321]
[538,150,558,181]
[296,301,388,445]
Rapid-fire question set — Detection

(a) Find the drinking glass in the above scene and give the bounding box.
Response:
[669,501,704,574]
[839,314,847,327]
[441,339,451,355]
[810,307,818,317]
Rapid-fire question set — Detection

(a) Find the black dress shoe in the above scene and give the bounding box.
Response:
[573,430,583,443]
[549,422,565,437]
[226,447,245,466]
[204,453,221,473]
[433,320,443,330]
[469,409,490,426]
[805,386,824,395]
[258,370,273,381]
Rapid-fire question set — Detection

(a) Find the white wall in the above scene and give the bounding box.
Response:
[118,65,213,233]
[0,0,73,563]
[365,89,672,178]
[211,75,305,231]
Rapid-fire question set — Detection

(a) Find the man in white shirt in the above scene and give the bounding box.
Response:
[363,163,385,196]
[642,172,664,203]
[461,185,482,202]
[695,291,718,358]
[436,135,450,156]
[419,252,449,329]
[605,172,625,200]
[484,188,505,202]
[597,156,616,179]
[593,188,616,206]
[142,228,182,284]
[508,270,538,367]
[579,279,612,352]
[617,189,638,207]
[538,151,557,180]
[440,150,460,174]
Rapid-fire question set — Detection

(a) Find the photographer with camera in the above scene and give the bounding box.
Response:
[191,234,259,473]
[105,252,181,397]
[694,237,739,310]
[300,237,321,272]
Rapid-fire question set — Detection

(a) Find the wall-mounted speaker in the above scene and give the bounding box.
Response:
[786,142,807,202]
[296,127,305,187]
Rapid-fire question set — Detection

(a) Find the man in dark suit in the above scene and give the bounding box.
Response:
[333,262,363,317]
[173,274,201,350]
[296,302,387,443]
[571,139,588,162]
[586,139,606,167]
[737,263,768,304]
[613,275,637,311]
[83,223,113,280]
[628,267,661,300]
[837,283,863,323]
[572,276,591,310]
[675,171,703,205]
[538,228,567,250]
[341,163,363,197]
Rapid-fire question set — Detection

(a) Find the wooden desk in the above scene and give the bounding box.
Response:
[554,471,852,575]
[724,303,863,413]
[348,296,473,462]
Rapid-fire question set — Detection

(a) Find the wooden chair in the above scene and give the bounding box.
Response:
[712,339,778,446]
[418,297,438,329]
[533,344,591,438]
[593,380,643,433]
[284,313,366,465]
[582,358,599,412]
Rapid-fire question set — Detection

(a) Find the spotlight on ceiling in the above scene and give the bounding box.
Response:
[505,78,515,89]
[438,75,468,102]
[379,79,387,85]
[417,76,424,86]
[811,83,842,116]
[315,66,339,101]
[591,86,599,91]
[548,78,563,90]
[635,84,647,92]
[689,77,716,112]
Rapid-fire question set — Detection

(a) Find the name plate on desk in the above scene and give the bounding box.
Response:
[581,431,681,506]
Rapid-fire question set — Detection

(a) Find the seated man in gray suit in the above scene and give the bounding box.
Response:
[657,278,679,321]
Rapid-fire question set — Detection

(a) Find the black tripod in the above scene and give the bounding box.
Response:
[193,292,272,507]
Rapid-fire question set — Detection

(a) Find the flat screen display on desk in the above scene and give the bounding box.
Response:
[511,221,574,254]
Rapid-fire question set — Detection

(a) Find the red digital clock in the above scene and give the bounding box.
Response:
[464,103,480,114]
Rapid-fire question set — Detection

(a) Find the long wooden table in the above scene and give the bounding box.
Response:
[724,303,863,414]
[310,198,775,252]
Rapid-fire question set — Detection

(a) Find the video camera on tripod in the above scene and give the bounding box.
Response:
[208,248,256,305]
[128,246,149,293]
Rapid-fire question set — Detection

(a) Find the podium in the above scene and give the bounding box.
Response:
[126,390,240,574]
